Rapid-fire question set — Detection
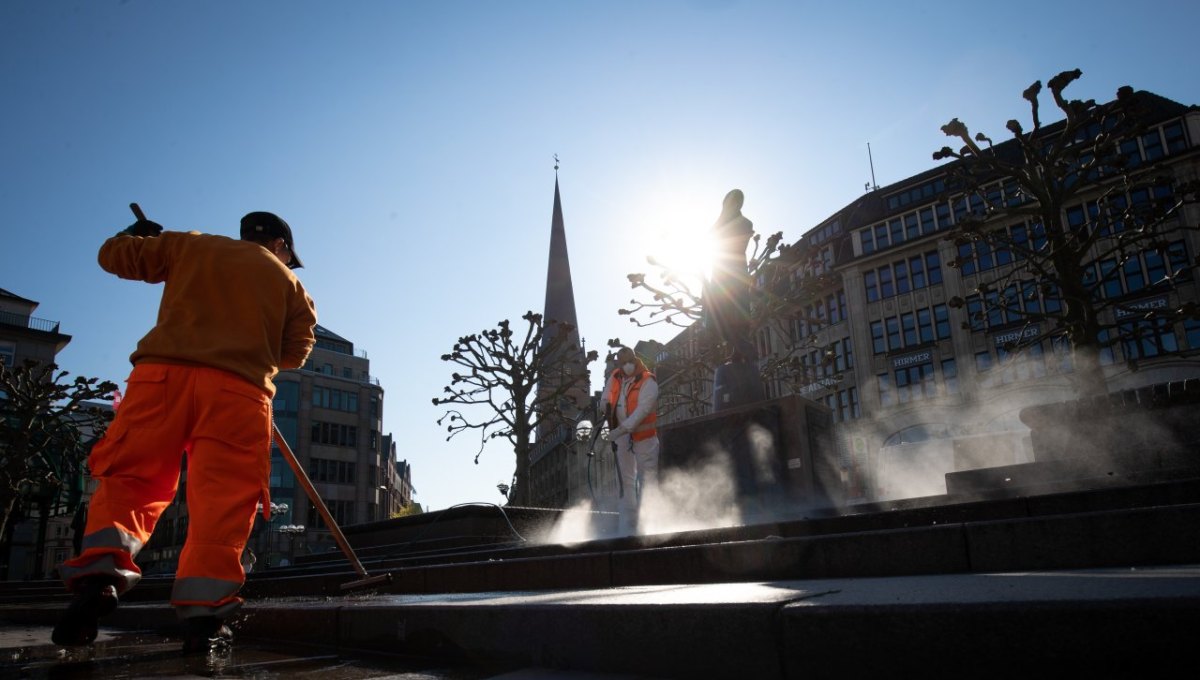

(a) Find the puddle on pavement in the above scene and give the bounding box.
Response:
[2,627,504,679]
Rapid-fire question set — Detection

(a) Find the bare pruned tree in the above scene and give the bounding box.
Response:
[934,68,1200,397]
[0,360,115,547]
[433,311,598,506]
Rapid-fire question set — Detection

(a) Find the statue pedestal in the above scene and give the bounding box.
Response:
[712,361,765,413]
[659,395,839,520]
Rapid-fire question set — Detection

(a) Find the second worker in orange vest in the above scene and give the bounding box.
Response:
[604,345,660,535]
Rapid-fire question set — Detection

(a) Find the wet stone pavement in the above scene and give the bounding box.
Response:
[0,622,647,680]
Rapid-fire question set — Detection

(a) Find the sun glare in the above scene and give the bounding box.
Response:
[642,196,718,286]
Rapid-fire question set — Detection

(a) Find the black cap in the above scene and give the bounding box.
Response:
[240,211,303,269]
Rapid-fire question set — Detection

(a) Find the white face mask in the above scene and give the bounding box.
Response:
[623,362,636,375]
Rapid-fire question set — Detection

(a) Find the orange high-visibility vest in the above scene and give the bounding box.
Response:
[607,368,658,441]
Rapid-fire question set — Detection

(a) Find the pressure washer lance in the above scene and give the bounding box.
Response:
[126,202,392,592]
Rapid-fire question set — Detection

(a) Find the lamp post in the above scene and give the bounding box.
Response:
[277,524,307,566]
[375,485,389,521]
[253,501,289,568]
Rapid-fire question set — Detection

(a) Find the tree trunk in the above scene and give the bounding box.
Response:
[511,443,530,508]
[0,492,16,556]
[1054,238,1109,398]
[0,494,18,580]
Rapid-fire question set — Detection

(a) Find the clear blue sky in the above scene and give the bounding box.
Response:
[3,1,1197,513]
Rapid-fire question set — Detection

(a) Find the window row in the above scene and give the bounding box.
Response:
[955,183,1177,276]
[814,337,855,374]
[308,457,357,485]
[1101,317,1200,364]
[860,118,1188,260]
[791,337,855,387]
[860,202,953,255]
[791,290,848,339]
[311,421,358,448]
[1118,121,1188,169]
[870,305,952,355]
[1063,183,1175,239]
[975,339,1073,388]
[312,386,360,413]
[963,282,1062,333]
[885,177,947,211]
[877,357,958,407]
[864,250,943,302]
[309,499,354,530]
[1084,241,1191,300]
[820,387,861,423]
[303,359,367,381]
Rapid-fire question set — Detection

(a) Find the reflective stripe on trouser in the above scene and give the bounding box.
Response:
[615,434,660,535]
[58,363,271,619]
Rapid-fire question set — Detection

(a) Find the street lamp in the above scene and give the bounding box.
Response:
[497,482,510,499]
[251,502,289,567]
[277,524,307,565]
[575,419,593,441]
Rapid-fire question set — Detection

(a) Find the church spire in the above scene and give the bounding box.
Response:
[542,162,580,336]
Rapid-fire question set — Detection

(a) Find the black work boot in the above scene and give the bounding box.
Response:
[180,616,233,655]
[51,577,120,646]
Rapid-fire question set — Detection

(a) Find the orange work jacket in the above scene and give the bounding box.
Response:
[606,368,658,441]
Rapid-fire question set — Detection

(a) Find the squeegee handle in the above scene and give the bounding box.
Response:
[271,422,371,579]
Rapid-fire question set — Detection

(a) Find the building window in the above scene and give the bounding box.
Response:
[1120,317,1178,360]
[894,260,910,294]
[1186,318,1200,350]
[871,304,952,354]
[894,361,936,404]
[308,457,357,484]
[833,337,854,371]
[313,386,361,413]
[901,312,917,346]
[941,358,958,395]
[0,341,14,367]
[836,387,860,422]
[866,251,942,301]
[1163,122,1186,154]
[311,421,358,447]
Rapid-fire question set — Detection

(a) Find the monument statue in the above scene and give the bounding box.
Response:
[703,189,764,410]
[704,189,757,363]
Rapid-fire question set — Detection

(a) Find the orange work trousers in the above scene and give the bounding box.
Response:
[59,363,273,620]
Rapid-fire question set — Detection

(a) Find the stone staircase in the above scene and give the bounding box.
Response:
[3,474,1199,678]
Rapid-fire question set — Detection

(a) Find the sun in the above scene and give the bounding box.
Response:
[651,228,715,280]
[642,197,718,284]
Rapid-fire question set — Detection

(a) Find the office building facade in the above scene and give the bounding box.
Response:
[656,90,1200,503]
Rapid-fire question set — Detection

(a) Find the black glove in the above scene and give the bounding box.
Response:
[121,219,164,237]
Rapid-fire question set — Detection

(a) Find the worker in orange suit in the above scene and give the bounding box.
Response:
[54,211,317,654]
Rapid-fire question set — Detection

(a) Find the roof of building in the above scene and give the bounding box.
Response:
[0,287,37,306]
[802,88,1196,242]
[314,324,350,343]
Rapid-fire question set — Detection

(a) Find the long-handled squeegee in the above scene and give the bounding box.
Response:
[271,422,393,591]
[127,202,391,592]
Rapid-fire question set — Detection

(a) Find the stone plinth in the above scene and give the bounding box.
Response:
[658,394,836,517]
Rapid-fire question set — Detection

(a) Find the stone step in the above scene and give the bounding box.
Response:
[6,565,1197,679]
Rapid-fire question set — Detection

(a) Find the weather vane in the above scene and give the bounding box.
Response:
[554,153,560,172]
